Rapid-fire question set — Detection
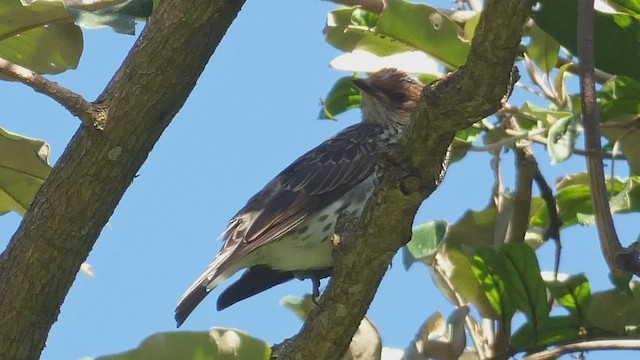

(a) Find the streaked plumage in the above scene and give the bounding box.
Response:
[175,68,423,327]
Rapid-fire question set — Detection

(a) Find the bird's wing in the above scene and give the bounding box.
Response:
[224,122,384,259]
[175,123,384,327]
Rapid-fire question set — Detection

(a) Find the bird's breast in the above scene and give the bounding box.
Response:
[251,175,376,272]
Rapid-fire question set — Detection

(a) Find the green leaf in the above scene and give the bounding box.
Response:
[318,76,361,120]
[375,0,469,67]
[470,247,516,322]
[597,76,640,120]
[547,115,580,164]
[0,0,82,74]
[68,0,154,35]
[533,0,640,81]
[448,127,481,163]
[95,330,271,360]
[0,127,51,216]
[609,176,640,213]
[403,220,448,270]
[609,271,633,296]
[433,246,496,319]
[587,282,640,334]
[546,274,591,322]
[519,102,572,126]
[555,173,635,226]
[501,243,549,335]
[445,206,497,248]
[324,7,412,57]
[597,76,640,173]
[324,0,470,68]
[608,0,640,16]
[462,12,480,42]
[511,316,586,352]
[527,24,560,73]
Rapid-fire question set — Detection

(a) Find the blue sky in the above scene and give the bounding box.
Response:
[1,1,637,359]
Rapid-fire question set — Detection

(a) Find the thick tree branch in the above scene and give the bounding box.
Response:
[0,0,245,359]
[0,56,104,129]
[272,0,532,359]
[577,0,640,275]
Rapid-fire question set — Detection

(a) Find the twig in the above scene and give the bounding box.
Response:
[578,0,640,275]
[514,81,551,102]
[0,57,103,129]
[555,55,612,84]
[469,128,547,152]
[533,170,562,278]
[522,339,640,360]
[516,44,613,84]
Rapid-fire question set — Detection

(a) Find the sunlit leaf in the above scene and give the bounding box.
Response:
[527,24,560,74]
[95,330,271,360]
[329,50,441,74]
[432,246,496,319]
[324,0,469,68]
[501,243,549,333]
[404,307,469,360]
[0,0,82,74]
[0,127,51,216]
[403,220,448,270]
[547,115,580,164]
[546,274,591,322]
[470,247,516,322]
[607,0,640,17]
[318,76,361,120]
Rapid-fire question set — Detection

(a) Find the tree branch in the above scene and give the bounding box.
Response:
[0,0,246,359]
[506,144,536,244]
[577,0,640,275]
[0,56,104,129]
[272,0,531,358]
[522,339,640,360]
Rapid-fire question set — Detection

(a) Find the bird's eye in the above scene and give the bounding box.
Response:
[389,92,408,104]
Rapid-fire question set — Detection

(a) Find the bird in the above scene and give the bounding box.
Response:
[175,68,424,327]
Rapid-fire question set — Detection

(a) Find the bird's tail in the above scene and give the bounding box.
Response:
[175,251,235,327]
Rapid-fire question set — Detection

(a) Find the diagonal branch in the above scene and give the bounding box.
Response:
[272,0,532,359]
[0,0,246,359]
[0,57,104,129]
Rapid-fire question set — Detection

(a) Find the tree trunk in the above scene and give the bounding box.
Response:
[0,1,245,358]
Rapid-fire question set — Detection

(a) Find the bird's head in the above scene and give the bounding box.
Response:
[353,68,423,127]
